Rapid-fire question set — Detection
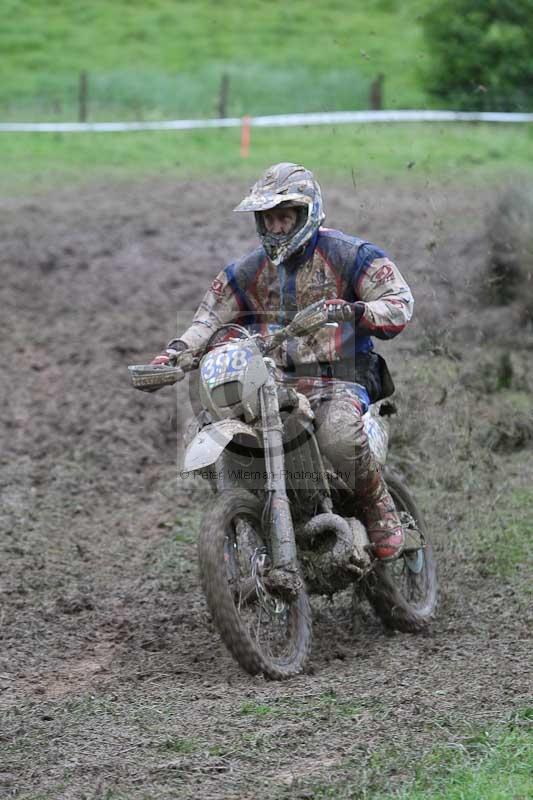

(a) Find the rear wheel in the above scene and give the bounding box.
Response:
[364,475,438,632]
[198,488,312,679]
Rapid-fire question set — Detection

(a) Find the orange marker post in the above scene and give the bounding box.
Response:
[240,115,251,158]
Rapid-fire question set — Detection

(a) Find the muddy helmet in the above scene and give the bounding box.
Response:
[234,162,325,265]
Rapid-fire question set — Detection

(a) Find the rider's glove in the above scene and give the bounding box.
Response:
[324,299,365,324]
[150,339,187,366]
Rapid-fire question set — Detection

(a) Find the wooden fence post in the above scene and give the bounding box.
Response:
[218,73,230,118]
[79,71,88,122]
[369,73,384,110]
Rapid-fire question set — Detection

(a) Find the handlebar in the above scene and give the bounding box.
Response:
[128,299,332,391]
[128,363,186,391]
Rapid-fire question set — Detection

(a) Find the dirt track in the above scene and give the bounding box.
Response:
[0,178,531,799]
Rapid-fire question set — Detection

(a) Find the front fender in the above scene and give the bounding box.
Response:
[183,419,260,473]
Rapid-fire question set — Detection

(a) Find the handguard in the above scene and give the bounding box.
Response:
[128,363,184,391]
[284,300,330,337]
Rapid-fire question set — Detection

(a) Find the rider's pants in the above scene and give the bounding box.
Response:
[308,381,379,497]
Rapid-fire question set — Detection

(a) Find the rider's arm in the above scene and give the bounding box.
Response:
[353,245,414,340]
[176,266,244,353]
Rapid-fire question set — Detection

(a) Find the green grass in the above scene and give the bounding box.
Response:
[381,711,533,800]
[1,0,429,119]
[0,64,373,123]
[297,711,533,800]
[145,509,202,593]
[476,487,533,581]
[240,693,373,720]
[161,736,198,754]
[3,2,531,191]
[2,122,533,194]
[7,683,531,799]
[173,512,199,544]
[240,702,274,717]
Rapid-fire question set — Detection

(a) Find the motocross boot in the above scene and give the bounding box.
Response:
[349,421,404,562]
[356,468,404,561]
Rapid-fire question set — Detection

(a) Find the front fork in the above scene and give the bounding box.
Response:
[259,360,298,575]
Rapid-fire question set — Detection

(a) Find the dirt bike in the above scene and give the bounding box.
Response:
[129,301,437,680]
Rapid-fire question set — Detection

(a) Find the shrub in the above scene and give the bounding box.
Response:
[483,184,533,323]
[421,1,533,110]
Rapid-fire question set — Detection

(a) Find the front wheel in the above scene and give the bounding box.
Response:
[364,475,438,632]
[198,488,312,679]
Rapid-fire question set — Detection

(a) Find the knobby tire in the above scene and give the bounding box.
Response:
[364,474,438,632]
[198,488,312,679]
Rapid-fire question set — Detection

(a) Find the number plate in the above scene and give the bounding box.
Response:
[200,343,255,388]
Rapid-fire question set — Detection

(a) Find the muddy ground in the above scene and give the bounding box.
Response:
[0,177,531,799]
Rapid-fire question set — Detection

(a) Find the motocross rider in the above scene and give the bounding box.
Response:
[152,163,414,561]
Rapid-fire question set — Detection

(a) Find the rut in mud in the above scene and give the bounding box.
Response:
[0,177,531,799]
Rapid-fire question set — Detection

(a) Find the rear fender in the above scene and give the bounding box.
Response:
[183,419,260,472]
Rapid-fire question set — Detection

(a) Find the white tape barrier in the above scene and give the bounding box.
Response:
[0,109,532,133]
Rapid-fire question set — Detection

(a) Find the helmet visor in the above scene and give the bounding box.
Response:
[234,192,309,214]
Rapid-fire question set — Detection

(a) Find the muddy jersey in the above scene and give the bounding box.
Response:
[179,228,413,368]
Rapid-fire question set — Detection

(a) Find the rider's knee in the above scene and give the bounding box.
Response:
[314,398,366,460]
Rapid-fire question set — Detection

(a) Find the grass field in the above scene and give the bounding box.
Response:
[2,0,429,120]
[380,713,532,800]
[2,121,533,193]
[319,711,533,799]
[3,1,532,190]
